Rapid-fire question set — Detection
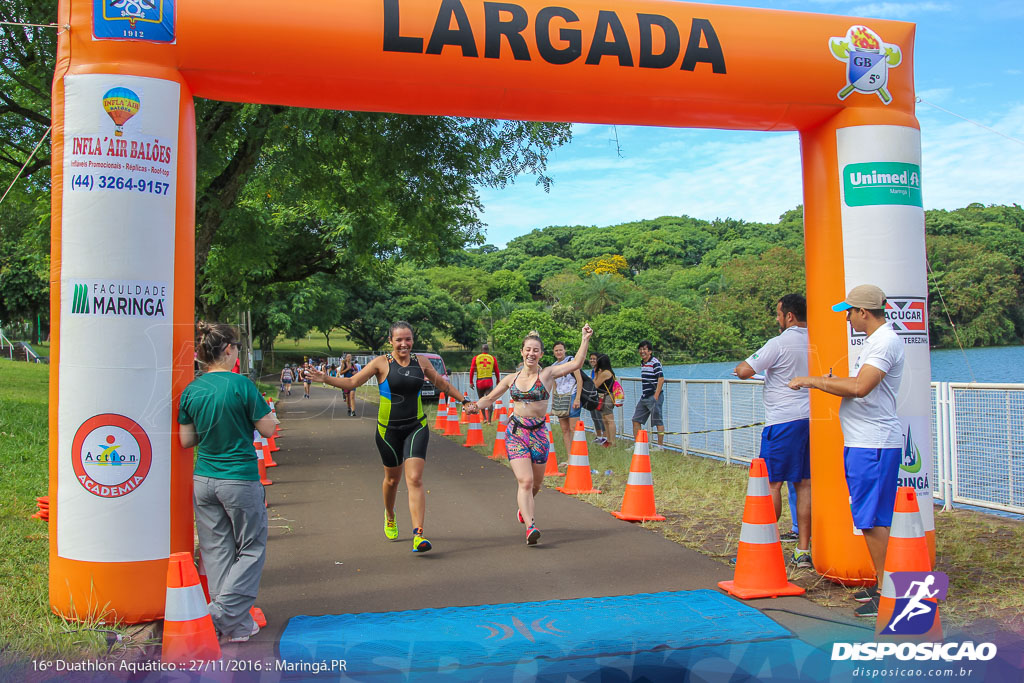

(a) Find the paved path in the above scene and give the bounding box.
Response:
[239,382,868,664]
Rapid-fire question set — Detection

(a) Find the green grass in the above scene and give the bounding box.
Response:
[429,403,1024,633]
[0,362,141,663]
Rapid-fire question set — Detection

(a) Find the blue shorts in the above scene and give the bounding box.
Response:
[759,419,810,483]
[844,447,902,530]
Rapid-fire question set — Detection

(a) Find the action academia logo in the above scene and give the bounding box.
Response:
[829,25,902,104]
[71,414,153,498]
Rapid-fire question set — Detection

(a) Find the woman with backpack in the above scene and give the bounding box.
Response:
[593,354,618,447]
[468,324,593,546]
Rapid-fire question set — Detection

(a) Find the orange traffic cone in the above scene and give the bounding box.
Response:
[718,458,804,599]
[459,402,469,425]
[490,411,508,459]
[492,399,504,423]
[162,552,221,664]
[434,394,448,431]
[262,435,278,467]
[196,550,211,602]
[443,399,462,436]
[249,606,267,629]
[31,495,49,522]
[876,487,942,641]
[556,420,599,493]
[254,432,273,486]
[612,430,665,521]
[544,415,563,477]
[267,433,280,452]
[463,411,485,447]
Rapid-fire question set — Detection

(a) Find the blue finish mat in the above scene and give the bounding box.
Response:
[278,589,798,680]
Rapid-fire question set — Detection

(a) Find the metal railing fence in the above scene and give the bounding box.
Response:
[449,371,1023,517]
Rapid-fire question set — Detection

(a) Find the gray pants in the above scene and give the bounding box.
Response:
[193,476,267,639]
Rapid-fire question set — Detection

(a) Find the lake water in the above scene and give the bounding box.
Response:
[616,345,1024,384]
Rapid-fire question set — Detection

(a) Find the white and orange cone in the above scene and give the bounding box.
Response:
[443,399,462,436]
[162,552,221,664]
[718,458,804,599]
[463,410,485,447]
[556,421,599,493]
[433,393,448,431]
[876,487,942,641]
[490,410,508,460]
[611,430,665,521]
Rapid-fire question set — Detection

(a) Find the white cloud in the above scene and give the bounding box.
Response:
[478,103,1024,248]
[916,87,954,103]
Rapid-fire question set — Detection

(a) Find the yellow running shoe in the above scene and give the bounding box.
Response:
[411,528,432,553]
[384,512,399,541]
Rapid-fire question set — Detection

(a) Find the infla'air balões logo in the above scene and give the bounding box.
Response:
[101,87,140,137]
[883,571,948,635]
[71,414,153,498]
[829,25,902,104]
[93,0,175,43]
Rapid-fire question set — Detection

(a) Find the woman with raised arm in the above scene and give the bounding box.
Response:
[178,322,278,643]
[309,322,469,553]
[468,324,593,546]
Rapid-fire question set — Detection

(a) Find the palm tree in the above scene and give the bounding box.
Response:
[580,273,626,316]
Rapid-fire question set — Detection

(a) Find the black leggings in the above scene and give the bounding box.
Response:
[375,420,430,468]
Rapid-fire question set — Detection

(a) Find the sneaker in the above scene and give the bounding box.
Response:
[793,549,812,569]
[384,512,399,541]
[853,585,879,603]
[601,441,612,448]
[526,524,541,545]
[854,596,880,618]
[595,437,607,445]
[227,621,260,643]
[412,529,432,553]
[780,531,800,543]
[728,556,738,566]
[517,509,525,524]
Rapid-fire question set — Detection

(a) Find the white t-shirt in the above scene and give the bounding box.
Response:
[839,323,905,448]
[745,326,810,426]
[553,356,578,395]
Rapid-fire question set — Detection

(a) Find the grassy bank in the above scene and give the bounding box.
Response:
[0,362,131,662]
[421,401,1024,634]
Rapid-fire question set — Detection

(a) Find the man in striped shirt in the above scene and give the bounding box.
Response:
[633,340,665,447]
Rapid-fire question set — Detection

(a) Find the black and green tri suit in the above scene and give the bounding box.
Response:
[375,353,430,467]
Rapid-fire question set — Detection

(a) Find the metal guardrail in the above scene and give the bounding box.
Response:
[449,371,1023,517]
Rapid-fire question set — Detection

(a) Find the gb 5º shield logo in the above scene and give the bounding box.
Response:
[883,571,948,635]
[829,25,902,104]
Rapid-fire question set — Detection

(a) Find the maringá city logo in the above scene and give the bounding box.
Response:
[901,425,922,474]
[883,571,948,635]
[829,25,902,104]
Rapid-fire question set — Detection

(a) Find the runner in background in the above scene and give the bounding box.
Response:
[469,343,500,423]
[340,353,360,417]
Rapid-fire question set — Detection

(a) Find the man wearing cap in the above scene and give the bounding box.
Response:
[735,293,812,570]
[789,284,904,618]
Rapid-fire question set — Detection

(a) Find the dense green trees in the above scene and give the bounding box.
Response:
[452,204,1023,371]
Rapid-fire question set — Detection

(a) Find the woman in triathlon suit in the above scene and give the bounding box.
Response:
[468,324,593,545]
[309,322,469,553]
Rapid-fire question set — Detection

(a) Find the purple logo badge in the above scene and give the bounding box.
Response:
[883,571,948,635]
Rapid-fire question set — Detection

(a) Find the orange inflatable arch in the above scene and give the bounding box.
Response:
[50,0,934,621]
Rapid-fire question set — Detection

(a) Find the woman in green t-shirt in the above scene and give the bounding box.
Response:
[178,322,278,643]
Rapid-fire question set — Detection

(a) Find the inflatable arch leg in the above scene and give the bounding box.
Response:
[802,107,935,584]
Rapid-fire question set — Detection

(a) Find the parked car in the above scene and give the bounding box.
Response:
[417,352,448,401]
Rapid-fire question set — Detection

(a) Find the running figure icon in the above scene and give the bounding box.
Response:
[885,574,939,632]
